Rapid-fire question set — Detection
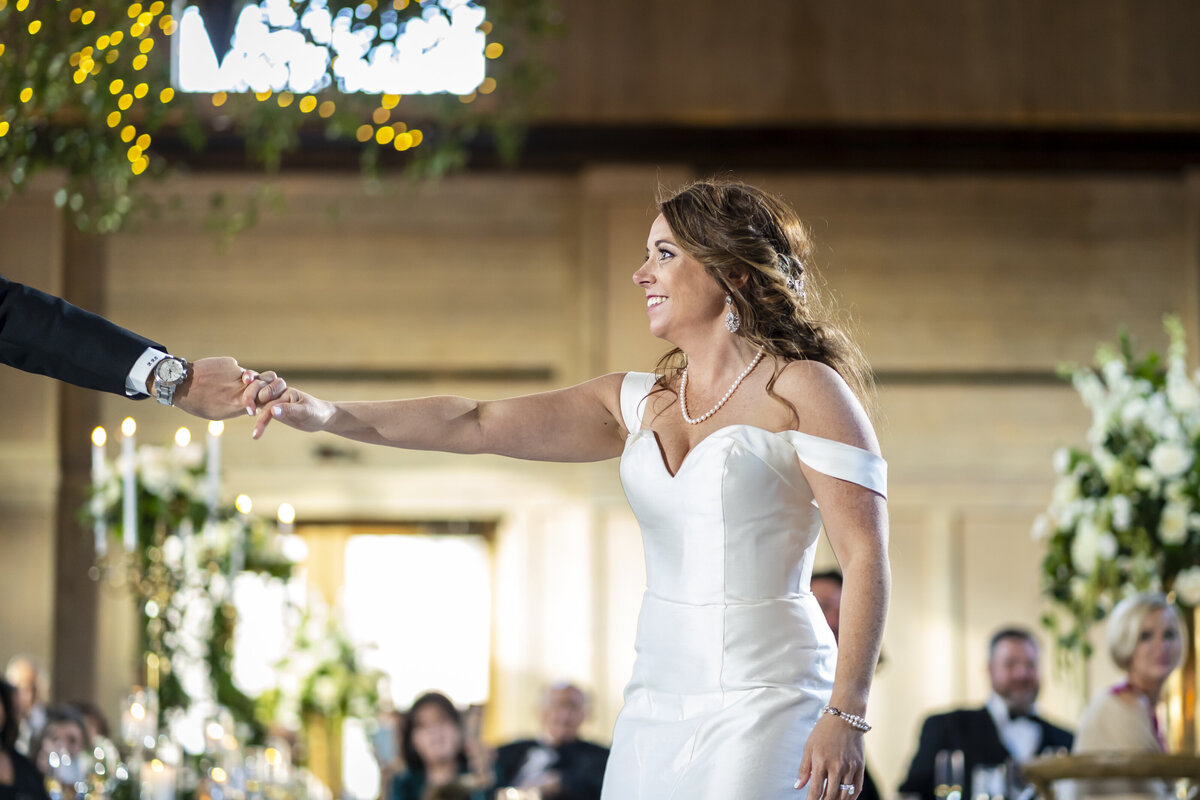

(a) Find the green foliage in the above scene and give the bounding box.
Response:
[0,0,561,234]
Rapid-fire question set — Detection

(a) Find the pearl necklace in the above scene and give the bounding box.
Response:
[679,348,765,425]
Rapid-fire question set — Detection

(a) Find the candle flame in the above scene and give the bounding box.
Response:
[92,426,107,447]
[151,759,164,773]
[211,767,228,783]
[121,417,136,437]
[277,503,295,524]
[235,494,252,514]
[208,420,224,437]
[131,702,145,720]
[175,427,191,447]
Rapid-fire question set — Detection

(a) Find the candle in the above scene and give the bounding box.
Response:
[141,758,176,800]
[277,503,295,535]
[206,420,223,513]
[91,427,108,558]
[232,494,251,576]
[121,417,137,553]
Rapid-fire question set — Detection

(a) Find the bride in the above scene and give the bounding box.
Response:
[253,178,890,800]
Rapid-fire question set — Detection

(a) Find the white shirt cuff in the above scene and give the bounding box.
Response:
[126,347,169,396]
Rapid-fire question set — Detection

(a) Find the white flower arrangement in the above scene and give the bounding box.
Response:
[1037,317,1200,658]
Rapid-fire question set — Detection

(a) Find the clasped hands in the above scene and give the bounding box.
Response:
[174,357,288,421]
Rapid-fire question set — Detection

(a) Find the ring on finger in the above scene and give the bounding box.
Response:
[839,784,856,795]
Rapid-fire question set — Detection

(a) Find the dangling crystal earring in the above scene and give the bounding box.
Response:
[724,294,740,333]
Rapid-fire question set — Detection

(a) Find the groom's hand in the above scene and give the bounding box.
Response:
[173,357,287,420]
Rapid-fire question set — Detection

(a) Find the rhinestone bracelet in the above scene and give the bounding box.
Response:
[821,705,872,732]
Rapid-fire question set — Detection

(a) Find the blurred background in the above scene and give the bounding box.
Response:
[1,1,1198,797]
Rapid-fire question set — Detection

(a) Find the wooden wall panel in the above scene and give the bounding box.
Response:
[535,0,1200,126]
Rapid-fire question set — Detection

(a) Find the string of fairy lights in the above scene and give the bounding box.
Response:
[0,0,504,176]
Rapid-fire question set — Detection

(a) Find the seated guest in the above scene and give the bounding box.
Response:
[30,705,90,778]
[494,683,609,800]
[0,680,49,800]
[389,692,488,800]
[4,657,48,756]
[899,627,1074,800]
[1074,593,1185,753]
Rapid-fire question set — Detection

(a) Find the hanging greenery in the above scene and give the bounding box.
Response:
[0,0,560,233]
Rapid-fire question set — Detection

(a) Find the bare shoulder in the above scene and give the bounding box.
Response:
[772,359,879,453]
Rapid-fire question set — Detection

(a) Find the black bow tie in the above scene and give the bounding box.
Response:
[1009,710,1035,722]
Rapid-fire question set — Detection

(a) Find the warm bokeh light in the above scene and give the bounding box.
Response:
[277,91,293,108]
[131,702,145,720]
[205,721,223,740]
[208,420,224,437]
[355,124,373,143]
[393,132,412,151]
[375,126,395,145]
[136,133,151,150]
[318,100,336,118]
[0,122,9,138]
[211,91,227,107]
[118,94,133,110]
[372,107,390,125]
[131,157,148,175]
[150,759,165,773]
[381,94,400,109]
[277,504,296,525]
[298,96,317,114]
[27,20,41,35]
[211,768,228,784]
[81,10,95,24]
[121,418,136,437]
[160,87,174,103]
[134,82,149,98]
[92,427,107,448]
[19,87,32,103]
[121,125,135,142]
[132,54,148,70]
[479,77,497,94]
[255,90,272,102]
[485,42,503,59]
[107,111,122,127]
[410,129,423,146]
[110,78,124,94]
[235,494,253,514]
[174,427,191,447]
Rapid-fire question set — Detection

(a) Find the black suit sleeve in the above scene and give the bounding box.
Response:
[899,716,944,800]
[0,275,164,396]
[555,741,608,800]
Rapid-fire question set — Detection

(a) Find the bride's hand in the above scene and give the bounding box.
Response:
[795,714,865,798]
[251,386,336,439]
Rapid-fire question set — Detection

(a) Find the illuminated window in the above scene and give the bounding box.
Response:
[175,0,488,94]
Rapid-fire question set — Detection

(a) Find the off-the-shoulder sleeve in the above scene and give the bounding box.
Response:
[781,430,888,498]
[620,372,657,434]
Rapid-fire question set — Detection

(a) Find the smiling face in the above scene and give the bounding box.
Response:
[632,214,728,343]
[410,703,462,768]
[1127,608,1184,689]
[988,636,1041,715]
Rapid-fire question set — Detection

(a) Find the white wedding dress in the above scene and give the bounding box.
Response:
[600,372,888,800]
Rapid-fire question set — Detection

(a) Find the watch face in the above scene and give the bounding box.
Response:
[156,358,186,384]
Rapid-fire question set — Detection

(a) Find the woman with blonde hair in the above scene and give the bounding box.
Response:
[254,178,890,799]
[1073,592,1186,752]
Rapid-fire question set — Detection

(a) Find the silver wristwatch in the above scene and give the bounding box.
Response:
[153,356,189,406]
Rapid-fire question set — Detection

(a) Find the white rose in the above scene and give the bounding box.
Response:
[1101,358,1127,387]
[1173,566,1200,606]
[1110,495,1133,530]
[312,676,340,712]
[1134,467,1159,491]
[1071,516,1103,574]
[1074,372,1105,409]
[1052,478,1080,508]
[1159,502,1189,545]
[162,535,184,569]
[1052,448,1072,475]
[1143,395,1172,436]
[1096,531,1118,560]
[1150,442,1193,478]
[1031,514,1053,541]
[1120,396,1148,428]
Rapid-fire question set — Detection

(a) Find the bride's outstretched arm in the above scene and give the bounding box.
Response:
[251,372,629,463]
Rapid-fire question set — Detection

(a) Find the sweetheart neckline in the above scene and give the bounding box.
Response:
[628,423,796,479]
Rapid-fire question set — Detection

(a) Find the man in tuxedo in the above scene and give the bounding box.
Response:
[898,628,1073,800]
[493,683,609,800]
[0,275,282,417]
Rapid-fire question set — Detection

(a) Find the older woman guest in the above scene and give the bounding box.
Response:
[0,680,49,800]
[1073,593,1186,753]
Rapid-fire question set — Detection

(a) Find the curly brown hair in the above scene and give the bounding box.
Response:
[653,177,875,420]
